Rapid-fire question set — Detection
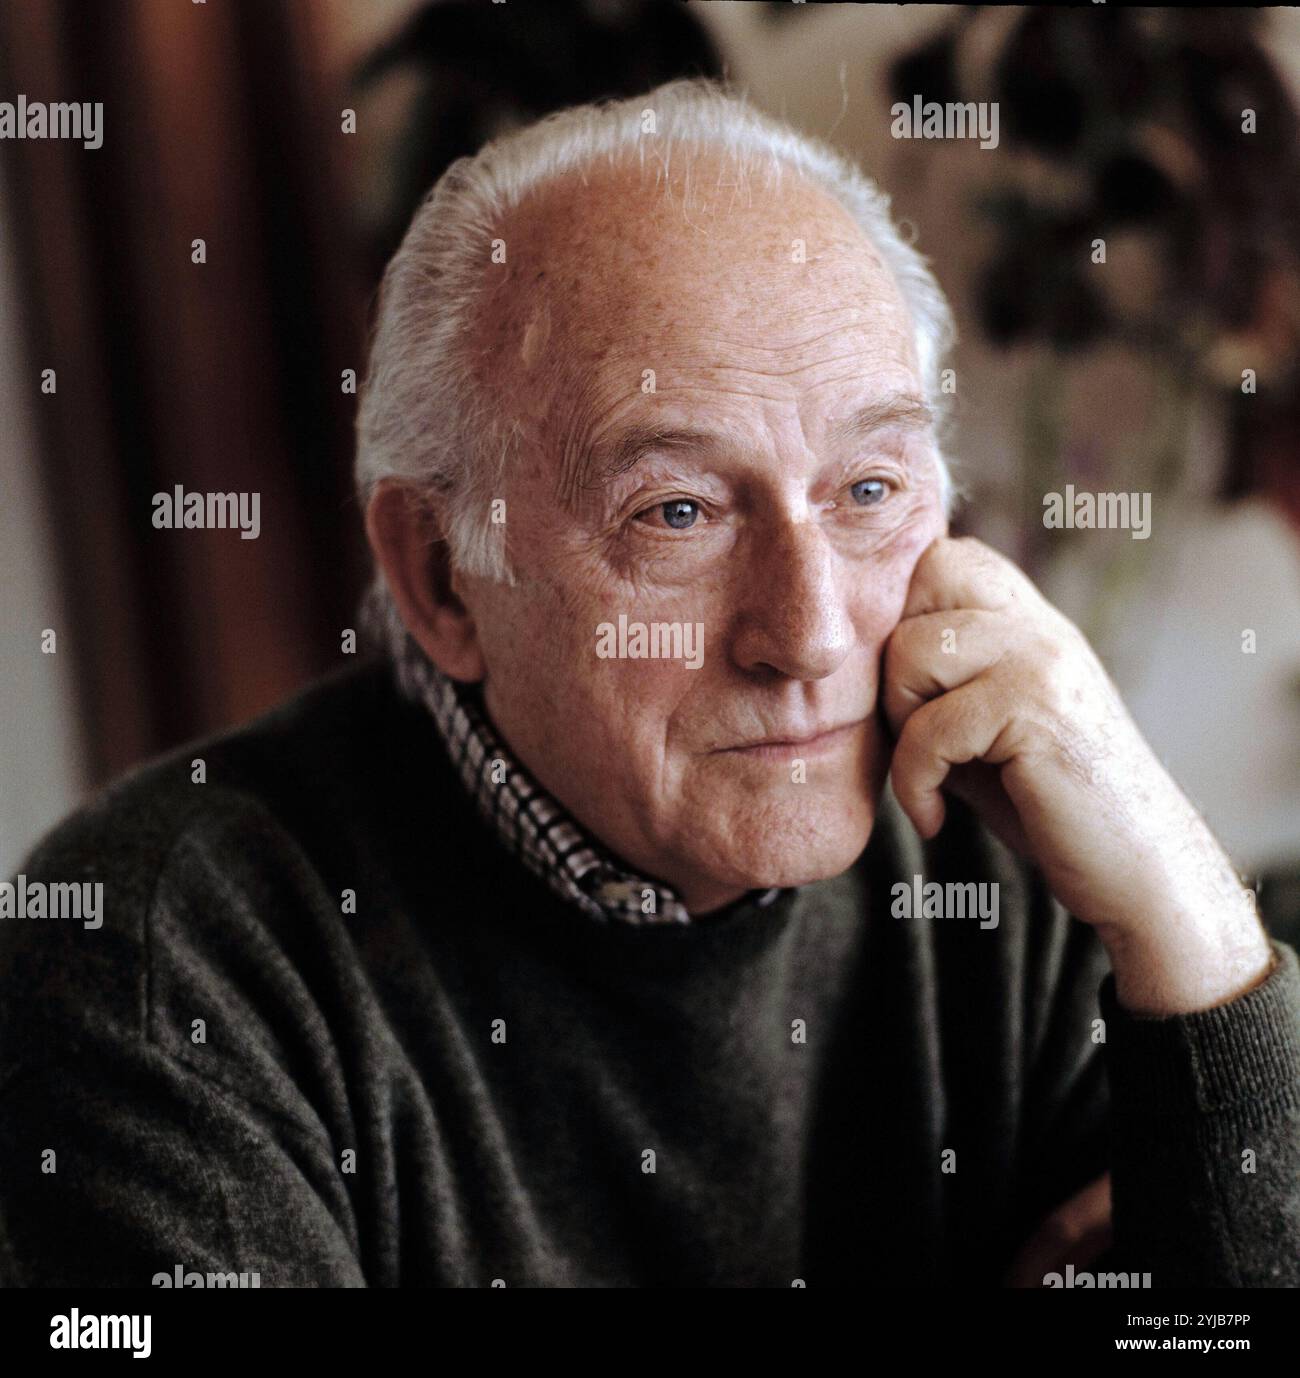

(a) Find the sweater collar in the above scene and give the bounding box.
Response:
[397,651,784,926]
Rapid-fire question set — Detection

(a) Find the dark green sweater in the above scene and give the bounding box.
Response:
[1,662,1297,1287]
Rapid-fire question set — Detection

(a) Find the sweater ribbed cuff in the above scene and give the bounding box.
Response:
[1099,940,1300,1119]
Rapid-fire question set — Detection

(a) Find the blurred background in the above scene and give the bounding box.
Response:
[2,2,1298,933]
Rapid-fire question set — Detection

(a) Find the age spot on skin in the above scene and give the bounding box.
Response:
[520,305,552,369]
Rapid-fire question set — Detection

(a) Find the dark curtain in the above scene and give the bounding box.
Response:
[0,0,367,784]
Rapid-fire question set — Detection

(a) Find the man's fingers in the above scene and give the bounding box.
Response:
[881,609,1009,737]
[888,682,1015,839]
[1006,1173,1114,1288]
[902,534,1037,620]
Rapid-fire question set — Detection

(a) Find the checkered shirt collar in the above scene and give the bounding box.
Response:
[398,652,783,926]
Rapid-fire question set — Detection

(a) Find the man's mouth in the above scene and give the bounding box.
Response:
[715,719,869,761]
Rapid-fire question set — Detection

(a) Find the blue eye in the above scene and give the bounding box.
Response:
[660,499,699,529]
[850,478,887,507]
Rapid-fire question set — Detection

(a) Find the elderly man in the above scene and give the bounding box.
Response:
[1,80,1297,1289]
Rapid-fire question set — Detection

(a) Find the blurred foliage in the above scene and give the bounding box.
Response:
[892,10,1300,375]
[352,0,721,277]
[891,7,1300,603]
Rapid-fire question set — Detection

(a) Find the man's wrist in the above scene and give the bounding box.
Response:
[1097,897,1274,1016]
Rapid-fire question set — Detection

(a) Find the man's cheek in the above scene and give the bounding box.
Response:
[899,495,949,567]
[853,528,935,645]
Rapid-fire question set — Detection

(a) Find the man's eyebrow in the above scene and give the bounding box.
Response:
[571,390,935,499]
[827,393,935,446]
[584,424,722,488]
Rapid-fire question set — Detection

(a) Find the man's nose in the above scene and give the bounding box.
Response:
[729,519,854,680]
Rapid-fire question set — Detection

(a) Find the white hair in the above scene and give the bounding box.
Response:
[355,76,958,670]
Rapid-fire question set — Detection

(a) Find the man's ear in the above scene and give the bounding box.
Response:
[365,480,486,682]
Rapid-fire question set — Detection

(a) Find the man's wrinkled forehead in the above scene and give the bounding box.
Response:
[472,152,921,484]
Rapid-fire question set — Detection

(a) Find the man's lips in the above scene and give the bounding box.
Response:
[714,718,870,761]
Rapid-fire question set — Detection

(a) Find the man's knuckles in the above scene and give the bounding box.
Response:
[907,534,1031,614]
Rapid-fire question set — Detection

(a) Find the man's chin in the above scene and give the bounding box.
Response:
[692,808,876,895]
[755,839,872,891]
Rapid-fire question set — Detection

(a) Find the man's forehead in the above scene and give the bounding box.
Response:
[492,153,899,331]
[479,153,922,483]
[504,235,915,402]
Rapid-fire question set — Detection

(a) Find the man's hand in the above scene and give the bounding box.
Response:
[1005,1173,1113,1287]
[882,536,1273,1016]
